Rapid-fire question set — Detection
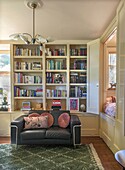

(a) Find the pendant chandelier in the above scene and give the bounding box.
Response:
[9,0,53,44]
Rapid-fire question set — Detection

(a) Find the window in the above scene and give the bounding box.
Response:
[0,44,11,110]
[108,53,116,89]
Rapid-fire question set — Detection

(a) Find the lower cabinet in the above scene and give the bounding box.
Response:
[0,113,11,136]
[71,112,99,136]
[0,111,24,136]
[99,112,115,152]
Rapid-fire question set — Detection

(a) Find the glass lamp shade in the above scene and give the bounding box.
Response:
[9,33,21,41]
[35,34,47,44]
[9,33,54,44]
[19,33,32,44]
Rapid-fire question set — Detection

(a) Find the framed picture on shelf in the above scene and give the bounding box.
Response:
[21,101,31,111]
[69,98,79,111]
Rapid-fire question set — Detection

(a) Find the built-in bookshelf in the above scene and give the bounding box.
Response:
[11,44,43,111]
[11,42,88,111]
[45,44,68,110]
[69,44,87,111]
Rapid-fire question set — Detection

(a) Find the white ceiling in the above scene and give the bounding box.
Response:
[0,0,121,41]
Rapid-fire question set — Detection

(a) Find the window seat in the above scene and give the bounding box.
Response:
[100,112,116,152]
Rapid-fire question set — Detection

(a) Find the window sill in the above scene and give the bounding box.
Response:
[107,88,116,90]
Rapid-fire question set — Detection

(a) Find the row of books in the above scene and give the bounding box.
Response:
[46,89,67,97]
[15,47,42,56]
[46,73,66,84]
[14,87,43,97]
[71,59,87,70]
[70,73,87,83]
[70,48,87,56]
[14,73,42,84]
[70,86,87,97]
[14,61,42,70]
[46,48,66,56]
[46,59,66,70]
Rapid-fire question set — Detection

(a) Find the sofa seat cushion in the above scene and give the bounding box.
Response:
[21,129,46,140]
[45,127,71,140]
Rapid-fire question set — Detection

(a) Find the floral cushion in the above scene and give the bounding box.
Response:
[58,113,70,128]
[41,112,54,128]
[24,116,48,129]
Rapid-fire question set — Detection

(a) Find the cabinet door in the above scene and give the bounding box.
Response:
[87,39,100,114]
[0,113,10,136]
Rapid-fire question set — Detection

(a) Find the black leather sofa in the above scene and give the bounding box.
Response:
[11,110,81,147]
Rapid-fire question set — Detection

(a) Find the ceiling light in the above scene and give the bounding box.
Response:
[9,0,53,45]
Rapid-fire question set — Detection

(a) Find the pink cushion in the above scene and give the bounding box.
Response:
[24,116,48,129]
[41,112,54,128]
[58,113,70,128]
[104,103,116,117]
[28,113,40,117]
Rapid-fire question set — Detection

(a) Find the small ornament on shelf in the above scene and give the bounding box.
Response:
[0,96,9,111]
[0,89,9,111]
[21,102,31,111]
[80,104,86,112]
[32,103,43,110]
[51,99,61,110]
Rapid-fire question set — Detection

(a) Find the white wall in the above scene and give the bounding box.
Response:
[100,0,125,153]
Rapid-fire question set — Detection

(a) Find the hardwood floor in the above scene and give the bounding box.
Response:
[0,136,123,170]
[82,137,122,170]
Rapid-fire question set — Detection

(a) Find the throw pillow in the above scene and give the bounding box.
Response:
[41,112,54,128]
[28,113,40,117]
[58,113,70,128]
[24,116,48,129]
[104,103,116,117]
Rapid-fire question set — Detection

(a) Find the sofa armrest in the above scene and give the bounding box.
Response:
[70,115,81,132]
[11,115,26,145]
[70,115,81,146]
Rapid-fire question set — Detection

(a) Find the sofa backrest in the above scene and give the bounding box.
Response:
[28,110,70,127]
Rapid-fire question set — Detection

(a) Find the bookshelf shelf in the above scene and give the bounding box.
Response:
[70,56,87,59]
[46,97,67,99]
[14,70,43,72]
[14,56,43,59]
[14,83,43,86]
[46,83,67,86]
[79,97,87,99]
[70,70,87,72]
[70,83,87,86]
[46,56,67,59]
[46,70,67,72]
[14,97,43,99]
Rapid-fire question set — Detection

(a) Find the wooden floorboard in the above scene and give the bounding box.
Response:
[82,136,122,170]
[0,136,123,170]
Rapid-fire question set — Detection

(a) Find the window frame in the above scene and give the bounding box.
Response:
[0,45,11,111]
[105,47,116,90]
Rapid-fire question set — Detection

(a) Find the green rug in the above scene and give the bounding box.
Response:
[0,144,104,170]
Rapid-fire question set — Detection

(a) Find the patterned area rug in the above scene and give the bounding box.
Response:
[0,144,104,170]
